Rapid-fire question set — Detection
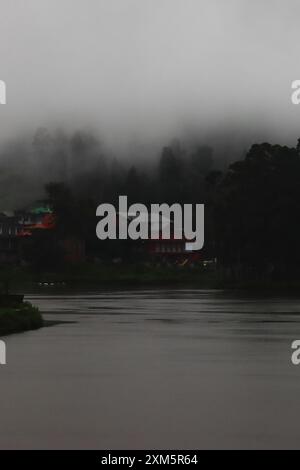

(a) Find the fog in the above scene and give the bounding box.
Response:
[0,0,299,154]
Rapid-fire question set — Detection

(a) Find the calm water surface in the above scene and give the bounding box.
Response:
[1,288,300,449]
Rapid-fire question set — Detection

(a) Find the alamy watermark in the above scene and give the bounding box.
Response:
[291,340,300,365]
[0,80,6,105]
[0,340,6,365]
[96,196,204,251]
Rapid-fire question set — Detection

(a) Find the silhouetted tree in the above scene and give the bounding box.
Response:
[212,142,300,280]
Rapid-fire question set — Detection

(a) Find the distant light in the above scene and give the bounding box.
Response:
[185,243,196,252]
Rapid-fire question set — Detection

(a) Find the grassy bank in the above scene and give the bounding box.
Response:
[0,301,43,336]
[4,263,217,288]
[5,263,300,292]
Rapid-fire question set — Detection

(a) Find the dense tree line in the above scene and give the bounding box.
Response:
[2,128,300,280]
[211,141,300,281]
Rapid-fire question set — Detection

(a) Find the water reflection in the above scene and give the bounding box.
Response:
[0,288,299,449]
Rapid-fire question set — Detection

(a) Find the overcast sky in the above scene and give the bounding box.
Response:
[0,0,300,151]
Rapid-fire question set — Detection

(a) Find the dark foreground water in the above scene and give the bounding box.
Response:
[1,288,300,449]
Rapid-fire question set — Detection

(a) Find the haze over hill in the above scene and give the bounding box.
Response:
[0,0,299,152]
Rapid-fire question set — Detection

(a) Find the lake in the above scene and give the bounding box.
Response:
[0,288,300,449]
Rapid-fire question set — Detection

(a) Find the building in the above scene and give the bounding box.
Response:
[117,212,201,265]
[0,213,23,263]
[0,203,85,265]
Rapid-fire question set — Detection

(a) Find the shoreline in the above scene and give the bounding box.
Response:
[0,302,43,337]
[4,264,300,294]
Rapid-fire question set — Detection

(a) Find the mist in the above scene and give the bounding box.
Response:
[0,0,300,209]
[0,0,299,149]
